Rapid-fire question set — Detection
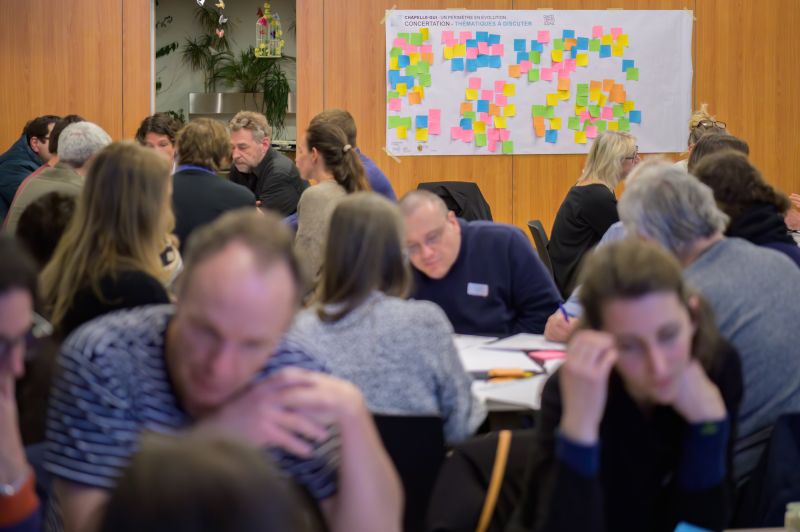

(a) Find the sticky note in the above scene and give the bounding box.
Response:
[489,56,502,68]
[466,59,478,72]
[466,47,478,59]
[494,115,507,129]
[557,77,570,91]
[565,59,577,72]
[504,104,516,117]
[398,55,411,68]
[477,99,489,113]
[450,126,462,140]
[460,118,473,130]
[622,59,635,72]
[596,120,607,132]
[459,31,472,41]
[577,37,589,50]
[586,125,598,138]
[463,111,476,120]
[479,112,490,124]
[626,67,639,81]
[551,50,563,63]
[476,31,489,42]
[409,33,423,46]
[623,100,635,113]
[589,39,601,52]
[462,129,474,143]
[441,31,454,43]
[601,34,613,45]
[547,93,559,107]
[568,116,581,130]
[388,98,402,111]
[575,53,588,67]
[408,91,422,105]
[489,104,500,116]
[495,95,507,106]
[533,115,546,129]
[480,90,492,101]
[602,107,614,120]
[474,121,486,134]
[429,121,440,135]
[475,133,487,147]
[541,68,553,81]
[553,38,564,51]
[629,110,642,124]
[618,118,630,131]
[395,125,407,139]
[576,94,588,107]
[534,125,546,138]
[528,68,540,82]
[508,64,521,78]
[519,60,532,73]
[611,85,626,103]
[502,140,514,154]
[415,115,428,129]
[575,105,586,115]
[537,30,550,43]
[443,46,454,60]
[451,58,464,71]
[397,83,408,96]
[514,38,526,52]
[592,25,603,38]
[465,88,478,100]
[531,41,544,52]
[608,121,619,131]
[478,42,490,54]
[419,73,432,87]
[490,44,504,56]
[529,50,541,64]
[599,93,609,107]
[468,77,481,90]
[589,105,600,117]
[493,80,505,93]
[610,27,623,38]
[599,45,611,58]
[618,34,629,47]
[460,102,473,114]
[387,116,402,129]
[420,27,429,41]
[575,131,587,144]
[503,83,516,97]
[612,44,624,57]
[387,90,399,99]
[550,117,562,130]
[389,57,399,70]
[417,61,430,74]
[532,105,546,117]
[489,34,501,45]
[558,89,570,101]
[603,79,615,92]
[415,127,427,141]
[544,106,556,119]
[454,44,467,57]
[540,129,556,144]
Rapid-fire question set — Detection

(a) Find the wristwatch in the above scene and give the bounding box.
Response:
[0,469,30,497]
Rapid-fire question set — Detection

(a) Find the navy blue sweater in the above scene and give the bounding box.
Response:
[411,220,561,336]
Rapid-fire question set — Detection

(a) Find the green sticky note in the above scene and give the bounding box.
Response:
[409,33,423,45]
[532,105,546,117]
[417,61,430,74]
[400,117,412,129]
[626,67,639,81]
[576,94,588,107]
[528,68,540,82]
[419,73,432,87]
[529,50,541,64]
[553,38,564,51]
[463,111,476,120]
[589,105,600,118]
[589,39,601,52]
[544,106,556,119]
[387,91,399,99]
[577,83,589,96]
[613,104,624,118]
[475,133,487,147]
[405,64,418,76]
[596,120,608,132]
[568,116,581,130]
[618,118,630,131]
[502,140,514,154]
[398,32,410,41]
[388,116,402,129]
[390,47,402,57]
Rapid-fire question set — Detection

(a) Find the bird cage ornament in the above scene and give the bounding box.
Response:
[255,2,284,58]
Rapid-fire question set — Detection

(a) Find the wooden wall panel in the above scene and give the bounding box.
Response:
[297,0,325,132]
[122,0,154,139]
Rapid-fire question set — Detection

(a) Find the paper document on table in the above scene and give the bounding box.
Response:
[486,333,566,352]
[458,346,539,372]
[473,375,552,410]
[453,334,498,351]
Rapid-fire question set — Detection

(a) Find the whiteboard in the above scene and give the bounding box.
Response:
[384,10,693,156]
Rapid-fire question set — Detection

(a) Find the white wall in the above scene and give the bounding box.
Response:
[154,0,297,140]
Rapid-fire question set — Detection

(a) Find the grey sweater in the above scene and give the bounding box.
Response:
[685,237,800,479]
[286,292,486,443]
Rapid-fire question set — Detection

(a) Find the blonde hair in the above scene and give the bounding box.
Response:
[41,142,174,328]
[229,111,272,143]
[578,131,636,190]
[688,103,726,145]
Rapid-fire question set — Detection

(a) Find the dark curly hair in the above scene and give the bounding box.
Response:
[687,133,749,174]
[135,113,183,146]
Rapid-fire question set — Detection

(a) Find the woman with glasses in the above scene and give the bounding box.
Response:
[675,103,727,170]
[279,192,485,444]
[548,131,639,298]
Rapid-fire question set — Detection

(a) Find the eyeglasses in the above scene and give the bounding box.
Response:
[623,146,639,161]
[0,313,53,363]
[406,222,447,257]
[695,119,726,130]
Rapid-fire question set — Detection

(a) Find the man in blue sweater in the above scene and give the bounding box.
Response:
[400,190,561,336]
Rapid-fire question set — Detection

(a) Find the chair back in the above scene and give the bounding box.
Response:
[373,415,446,532]
[527,220,554,278]
[417,181,493,221]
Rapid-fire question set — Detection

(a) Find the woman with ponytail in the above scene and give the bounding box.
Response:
[294,116,370,293]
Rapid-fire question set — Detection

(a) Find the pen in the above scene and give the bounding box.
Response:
[558,303,571,322]
[470,369,538,379]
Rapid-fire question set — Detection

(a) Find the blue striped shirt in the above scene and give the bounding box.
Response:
[44,304,339,501]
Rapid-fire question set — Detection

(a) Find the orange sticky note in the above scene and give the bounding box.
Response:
[603,79,615,92]
[551,49,563,63]
[489,104,501,116]
[611,84,626,103]
[396,126,407,139]
[415,127,428,141]
[608,121,619,131]
[565,38,577,50]
[547,93,559,106]
[508,64,521,78]
[503,83,516,97]
[590,80,602,92]
[557,77,570,91]
[408,91,421,104]
[460,102,473,114]
[534,116,546,137]
[558,89,570,101]
[575,131,587,144]
[504,104,517,117]
[423,53,434,64]
[550,117,562,130]
[576,53,589,67]
[624,100,635,113]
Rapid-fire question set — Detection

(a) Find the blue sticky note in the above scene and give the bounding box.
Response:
[562,29,575,39]
[489,55,502,68]
[531,41,544,53]
[517,51,528,63]
[489,34,501,45]
[388,70,401,86]
[476,31,489,42]
[398,55,410,68]
[402,76,415,87]
[546,129,558,143]
[460,118,473,130]
[571,47,578,59]
[466,59,478,72]
[451,58,464,71]
[674,523,712,532]
[514,39,526,52]
[622,59,635,72]
[577,37,589,50]
[477,55,489,67]
[467,39,478,48]
[599,45,611,58]
[629,110,642,124]
[416,115,428,129]
[477,99,489,112]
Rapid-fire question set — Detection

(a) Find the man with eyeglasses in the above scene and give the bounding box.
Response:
[0,236,44,532]
[0,115,60,222]
[400,190,561,336]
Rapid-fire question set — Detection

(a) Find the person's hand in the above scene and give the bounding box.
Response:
[558,330,618,444]
[0,369,28,485]
[273,368,368,429]
[669,359,727,424]
[789,193,800,210]
[785,208,800,231]
[544,310,578,343]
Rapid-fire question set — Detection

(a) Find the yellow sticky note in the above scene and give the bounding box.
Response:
[397,126,407,139]
[504,104,516,117]
[551,49,563,63]
[590,90,600,103]
[601,34,613,45]
[474,121,487,133]
[612,44,624,57]
[558,89,570,101]
[550,117,562,130]
[575,105,586,115]
[415,127,428,141]
[443,46,454,60]
[618,34,629,47]
[397,83,407,96]
[494,115,507,129]
[508,64,521,78]
[624,100,635,113]
[599,94,609,107]
[420,28,429,41]
[547,93,559,107]
[454,44,467,57]
[390,57,399,70]
[503,83,516,97]
[576,53,589,67]
[575,131,587,144]
[608,121,619,131]
[465,88,478,100]
[409,53,420,65]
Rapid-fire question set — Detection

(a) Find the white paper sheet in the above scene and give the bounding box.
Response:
[457,346,539,372]
[484,333,566,352]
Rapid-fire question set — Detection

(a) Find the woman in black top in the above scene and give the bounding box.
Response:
[41,142,173,337]
[508,239,742,532]
[548,131,639,297]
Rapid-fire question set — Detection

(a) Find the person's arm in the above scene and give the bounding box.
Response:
[256,161,305,217]
[508,228,562,334]
[293,187,329,286]
[581,189,620,238]
[52,481,108,532]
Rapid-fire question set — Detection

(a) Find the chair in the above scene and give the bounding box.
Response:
[527,220,554,279]
[373,415,446,532]
[417,181,493,221]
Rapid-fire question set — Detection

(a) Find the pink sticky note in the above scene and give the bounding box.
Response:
[602,107,614,119]
[580,111,590,120]
[469,77,482,90]
[495,80,505,93]
[429,109,441,121]
[499,129,511,141]
[528,350,565,360]
[541,68,553,81]
[490,44,504,56]
[429,121,441,135]
[489,128,501,141]
[592,25,603,39]
[519,60,532,72]
[538,30,550,43]
[421,44,433,54]
[462,130,474,142]
[445,37,457,48]
[551,62,563,72]
[441,31,453,43]
[478,42,490,55]
[565,59,577,72]
[404,45,418,55]
[610,27,623,38]
[393,37,407,47]
[480,112,491,124]
[586,125,598,138]
[495,94,507,106]
[450,126,462,140]
[466,47,478,59]
[481,90,493,101]
[459,31,472,41]
[388,98,401,111]
[488,140,497,152]
[558,69,570,79]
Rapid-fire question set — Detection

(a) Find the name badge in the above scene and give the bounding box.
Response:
[467,282,489,297]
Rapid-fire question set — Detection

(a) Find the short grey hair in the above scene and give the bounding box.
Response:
[57,122,112,167]
[618,160,729,261]
[398,189,448,217]
[229,111,272,143]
